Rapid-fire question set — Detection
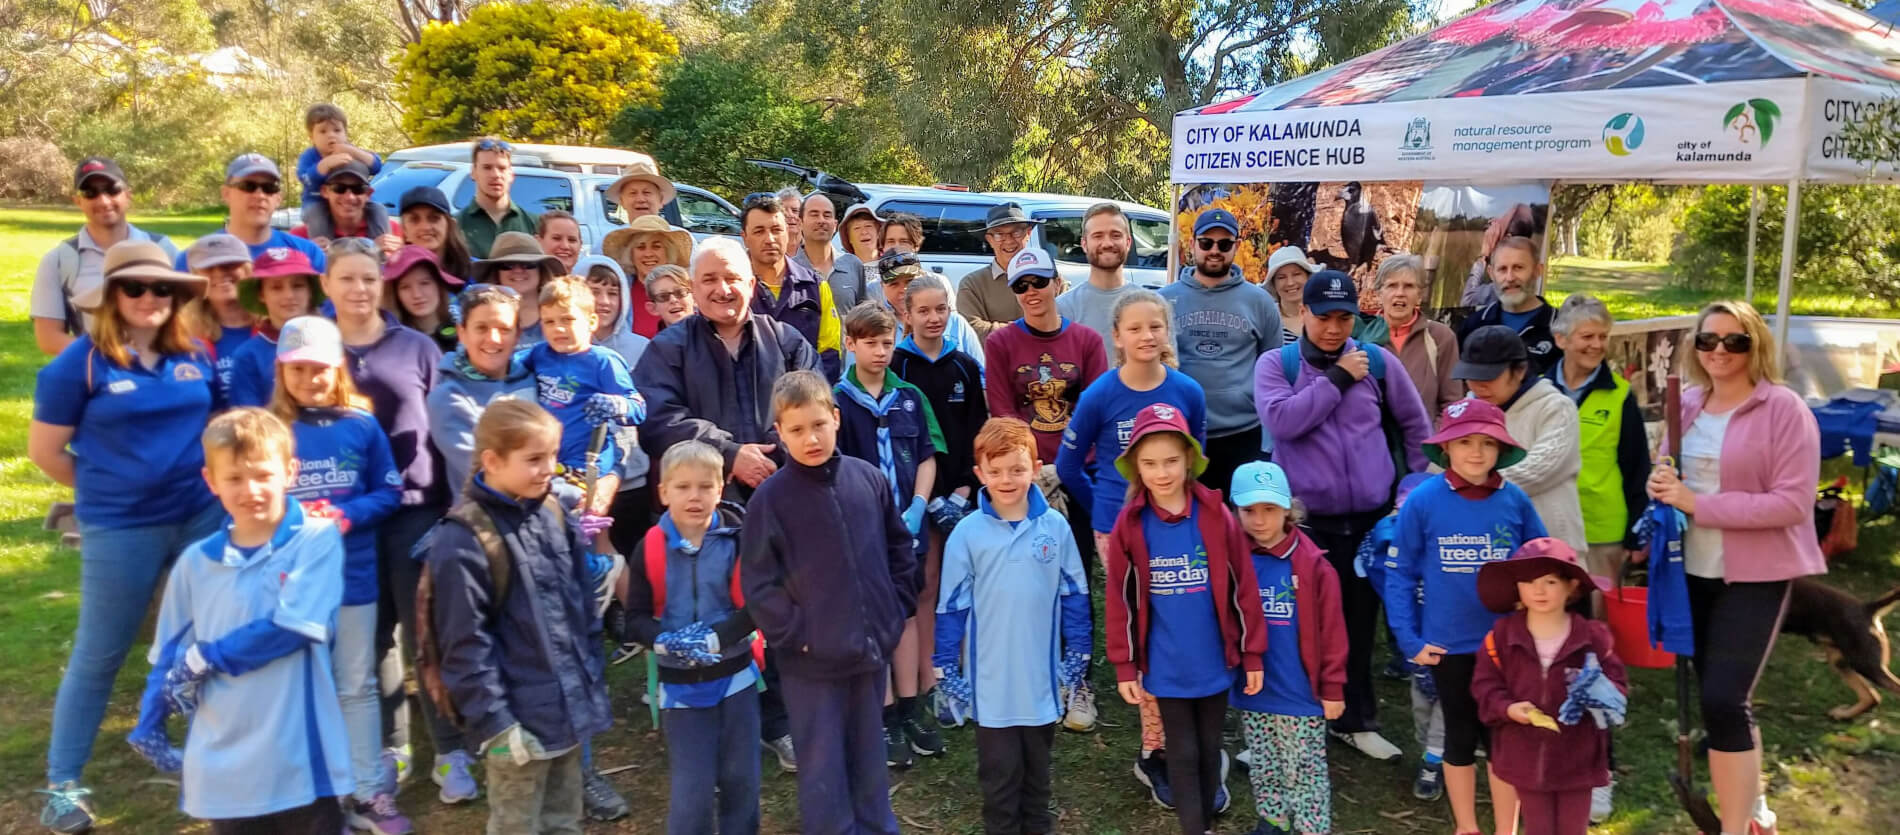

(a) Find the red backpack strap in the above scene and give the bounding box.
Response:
[643,526,667,612]
[730,561,744,607]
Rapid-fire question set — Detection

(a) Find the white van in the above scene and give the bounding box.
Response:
[382,142,656,176]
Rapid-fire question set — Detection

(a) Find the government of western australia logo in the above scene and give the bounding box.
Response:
[1602,113,1645,156]
[1403,117,1432,151]
[1723,99,1780,147]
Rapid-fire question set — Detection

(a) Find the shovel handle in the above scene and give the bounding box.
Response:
[1666,374,1683,461]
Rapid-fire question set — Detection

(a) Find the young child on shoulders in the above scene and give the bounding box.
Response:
[426,400,613,835]
[934,417,1090,833]
[1228,461,1346,835]
[298,104,387,242]
[1103,403,1266,835]
[834,302,946,766]
[524,276,646,542]
[1472,538,1626,835]
[129,408,354,833]
[1385,397,1549,835]
[742,369,919,835]
[620,440,761,835]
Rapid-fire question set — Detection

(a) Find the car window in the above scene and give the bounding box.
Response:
[877,200,997,255]
[1036,210,1171,270]
[453,174,575,215]
[678,192,741,236]
[369,166,451,213]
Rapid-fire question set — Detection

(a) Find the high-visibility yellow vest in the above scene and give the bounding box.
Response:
[1576,372,1631,544]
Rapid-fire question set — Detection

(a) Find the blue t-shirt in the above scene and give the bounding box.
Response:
[33,337,219,529]
[1141,505,1230,698]
[226,332,278,408]
[288,407,402,606]
[1500,307,1536,334]
[296,146,383,194]
[1384,477,1548,658]
[1057,367,1207,533]
[524,343,641,475]
[174,229,326,274]
[211,325,254,404]
[1232,549,1321,716]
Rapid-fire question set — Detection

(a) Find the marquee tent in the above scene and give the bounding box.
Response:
[1169,0,1900,344]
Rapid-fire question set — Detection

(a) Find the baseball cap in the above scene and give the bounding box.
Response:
[1422,397,1526,469]
[877,248,925,284]
[324,160,373,186]
[398,186,452,215]
[1303,269,1358,316]
[1476,537,1606,613]
[185,234,253,272]
[225,153,281,182]
[1451,325,1529,382]
[1193,208,1240,237]
[73,157,127,190]
[277,316,345,367]
[1007,247,1057,286]
[1230,461,1292,509]
[1114,403,1208,485]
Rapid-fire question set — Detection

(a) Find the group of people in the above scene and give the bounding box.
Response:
[26,105,1826,835]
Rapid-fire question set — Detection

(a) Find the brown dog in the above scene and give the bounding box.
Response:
[1780,577,1900,719]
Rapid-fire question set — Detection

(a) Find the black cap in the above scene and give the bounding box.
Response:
[1452,325,1529,381]
[73,157,127,190]
[325,160,373,186]
[398,185,452,215]
[982,202,1044,231]
[1302,269,1359,316]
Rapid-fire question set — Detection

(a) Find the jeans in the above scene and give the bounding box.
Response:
[376,505,464,756]
[46,501,223,784]
[485,747,584,835]
[661,687,762,835]
[334,602,382,801]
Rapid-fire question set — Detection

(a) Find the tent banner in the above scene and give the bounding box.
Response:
[1172,79,1805,184]
[1805,77,1900,183]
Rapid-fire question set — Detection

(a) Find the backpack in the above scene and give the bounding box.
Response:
[413,494,566,729]
[637,505,766,726]
[1277,340,1409,513]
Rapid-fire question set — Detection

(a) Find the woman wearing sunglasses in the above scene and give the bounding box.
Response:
[1647,300,1822,835]
[30,240,224,833]
[602,214,692,338]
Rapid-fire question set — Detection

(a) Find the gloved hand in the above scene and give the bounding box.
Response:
[484,723,548,767]
[300,498,351,534]
[1559,652,1627,728]
[902,495,927,536]
[163,644,214,717]
[586,551,624,618]
[582,393,641,425]
[1059,649,1091,693]
[672,622,723,667]
[928,494,972,534]
[578,513,615,540]
[126,723,184,774]
[935,666,973,724]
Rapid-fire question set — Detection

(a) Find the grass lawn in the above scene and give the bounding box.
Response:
[0,206,1897,832]
[1547,257,1900,320]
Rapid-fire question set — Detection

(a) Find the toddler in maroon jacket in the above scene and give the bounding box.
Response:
[1472,538,1627,835]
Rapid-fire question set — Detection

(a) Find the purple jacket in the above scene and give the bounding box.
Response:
[1253,339,1431,516]
[1473,612,1626,792]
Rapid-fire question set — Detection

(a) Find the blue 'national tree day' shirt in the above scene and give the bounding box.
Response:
[210,325,254,404]
[1141,504,1230,698]
[525,342,643,475]
[1232,545,1321,716]
[1385,476,1548,658]
[288,407,401,606]
[1057,367,1206,533]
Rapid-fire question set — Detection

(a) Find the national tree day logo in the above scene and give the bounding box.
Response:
[1724,99,1781,147]
[1602,113,1645,156]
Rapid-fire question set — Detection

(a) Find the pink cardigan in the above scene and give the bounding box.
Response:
[1666,380,1826,583]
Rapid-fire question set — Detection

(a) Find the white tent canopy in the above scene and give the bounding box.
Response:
[1169,0,1900,344]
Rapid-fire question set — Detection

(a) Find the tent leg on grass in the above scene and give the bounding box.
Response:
[1775,178,1800,351]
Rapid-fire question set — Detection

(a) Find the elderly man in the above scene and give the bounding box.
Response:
[175,154,326,274]
[1545,295,1648,586]
[1354,254,1463,426]
[33,157,180,354]
[792,193,871,310]
[742,194,842,379]
[1254,269,1431,762]
[1455,237,1560,377]
[289,160,402,256]
[775,186,803,241]
[957,202,1043,338]
[609,158,673,221]
[457,137,537,258]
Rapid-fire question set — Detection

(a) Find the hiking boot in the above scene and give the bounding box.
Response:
[1412,760,1444,801]
[430,750,478,805]
[762,734,797,773]
[1062,681,1098,732]
[348,793,413,834]
[1590,779,1614,823]
[905,711,945,757]
[885,720,914,769]
[1133,750,1174,809]
[37,782,94,834]
[582,767,630,821]
[1330,729,1402,761]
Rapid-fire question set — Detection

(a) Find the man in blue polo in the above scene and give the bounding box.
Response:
[175,154,326,274]
[32,157,180,355]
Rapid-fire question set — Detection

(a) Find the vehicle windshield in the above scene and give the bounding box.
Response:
[368,165,451,215]
[1038,211,1171,270]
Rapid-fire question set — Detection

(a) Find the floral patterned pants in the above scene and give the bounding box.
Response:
[1241,711,1331,834]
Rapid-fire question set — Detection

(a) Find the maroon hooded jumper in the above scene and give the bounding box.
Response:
[1472,611,1628,792]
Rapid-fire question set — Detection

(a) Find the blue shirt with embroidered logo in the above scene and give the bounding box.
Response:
[1057,368,1207,533]
[210,325,254,404]
[1232,541,1321,716]
[33,336,219,529]
[288,407,401,605]
[1141,503,1231,698]
[523,342,643,476]
[835,368,945,507]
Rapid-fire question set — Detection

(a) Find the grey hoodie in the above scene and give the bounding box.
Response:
[1158,265,1283,436]
[576,254,651,489]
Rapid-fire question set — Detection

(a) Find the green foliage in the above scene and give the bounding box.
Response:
[1572,185,1692,264]
[397,2,678,144]
[1673,184,1900,298]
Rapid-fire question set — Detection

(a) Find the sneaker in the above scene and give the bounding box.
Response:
[1062,682,1098,732]
[610,642,645,666]
[762,734,797,773]
[1381,655,1413,680]
[1133,750,1174,809]
[885,721,914,769]
[1246,820,1291,835]
[348,793,413,834]
[430,750,478,805]
[1412,761,1444,801]
[1748,798,1779,835]
[1590,779,1614,823]
[1233,746,1253,774]
[1213,749,1231,814]
[380,746,412,795]
[582,767,630,821]
[905,711,945,757]
[1330,729,1402,761]
[37,782,95,834]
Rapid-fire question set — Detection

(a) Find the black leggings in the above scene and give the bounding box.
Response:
[1687,576,1791,752]
[1430,653,1486,767]
[1156,692,1226,835]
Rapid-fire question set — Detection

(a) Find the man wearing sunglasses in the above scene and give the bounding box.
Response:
[957,202,1043,340]
[32,157,181,355]
[172,153,328,278]
[1158,208,1281,492]
[289,161,401,256]
[457,137,538,258]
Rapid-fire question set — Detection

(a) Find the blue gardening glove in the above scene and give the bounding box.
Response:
[673,622,722,667]
[126,723,184,774]
[935,666,973,724]
[1059,649,1091,693]
[1559,652,1627,728]
[902,495,927,536]
[582,393,643,425]
[586,551,623,618]
[163,644,214,717]
[928,494,972,534]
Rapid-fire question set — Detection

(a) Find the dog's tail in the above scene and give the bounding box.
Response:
[1866,586,1900,619]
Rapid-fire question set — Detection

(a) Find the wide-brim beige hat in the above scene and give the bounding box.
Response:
[76,239,206,311]
[607,157,676,209]
[472,231,564,282]
[602,215,692,273]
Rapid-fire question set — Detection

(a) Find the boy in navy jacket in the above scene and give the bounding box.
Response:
[742,370,919,835]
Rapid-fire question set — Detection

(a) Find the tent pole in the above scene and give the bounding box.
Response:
[1774,178,1799,350]
[1167,183,1182,284]
[1744,185,1760,303]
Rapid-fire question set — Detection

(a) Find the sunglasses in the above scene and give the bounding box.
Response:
[1693,331,1753,354]
[117,280,177,299]
[1010,274,1055,294]
[229,179,282,194]
[79,183,125,199]
[651,289,689,304]
[475,138,514,153]
[1197,237,1236,252]
[327,182,368,195]
[327,237,382,263]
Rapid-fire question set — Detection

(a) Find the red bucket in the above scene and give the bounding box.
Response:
[1602,585,1675,669]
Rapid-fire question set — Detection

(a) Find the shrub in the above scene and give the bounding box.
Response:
[0,138,74,202]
